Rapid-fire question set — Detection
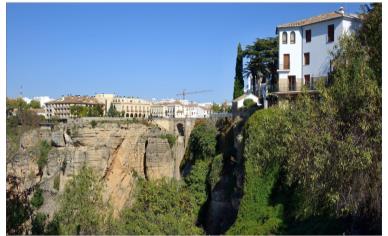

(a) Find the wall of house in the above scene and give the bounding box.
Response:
[278,27,303,82]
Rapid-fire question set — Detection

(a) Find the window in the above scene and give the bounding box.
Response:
[305,29,311,43]
[288,76,296,91]
[283,54,290,70]
[282,32,288,44]
[304,53,310,65]
[290,31,296,44]
[304,74,311,86]
[328,24,334,42]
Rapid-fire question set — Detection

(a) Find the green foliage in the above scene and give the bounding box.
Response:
[184,160,211,207]
[6,185,31,234]
[30,188,44,209]
[118,179,204,235]
[53,174,60,191]
[108,104,121,117]
[29,100,41,109]
[358,3,382,87]
[37,140,52,173]
[244,37,278,91]
[233,43,244,99]
[243,98,256,108]
[90,120,97,128]
[211,103,222,113]
[56,166,113,234]
[208,154,223,190]
[31,213,47,235]
[187,121,217,163]
[227,108,287,235]
[160,133,177,148]
[70,105,103,117]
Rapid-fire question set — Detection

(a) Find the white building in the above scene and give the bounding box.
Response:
[276,7,361,93]
[95,93,115,115]
[111,96,151,118]
[232,93,259,113]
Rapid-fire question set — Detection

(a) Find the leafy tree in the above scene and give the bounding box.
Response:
[29,100,41,109]
[118,179,204,235]
[30,188,44,209]
[211,103,222,113]
[186,120,217,164]
[107,104,120,117]
[357,3,382,87]
[244,37,278,93]
[56,166,113,234]
[243,98,256,108]
[233,43,244,99]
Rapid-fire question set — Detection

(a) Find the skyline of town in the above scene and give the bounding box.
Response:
[6,3,362,103]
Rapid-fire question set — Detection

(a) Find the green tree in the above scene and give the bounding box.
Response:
[31,213,47,234]
[118,179,204,235]
[30,188,44,209]
[244,37,278,92]
[186,120,217,164]
[29,100,41,109]
[233,43,244,99]
[357,3,382,87]
[56,166,113,234]
[37,140,52,176]
[107,104,120,117]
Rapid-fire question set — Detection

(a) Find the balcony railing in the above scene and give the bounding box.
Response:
[269,77,318,93]
[277,64,290,71]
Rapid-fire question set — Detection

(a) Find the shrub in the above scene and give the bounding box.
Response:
[37,140,51,174]
[243,98,256,108]
[187,121,217,163]
[31,213,47,235]
[56,166,113,234]
[160,134,177,148]
[208,154,223,190]
[31,187,44,209]
[118,179,204,235]
[90,120,97,128]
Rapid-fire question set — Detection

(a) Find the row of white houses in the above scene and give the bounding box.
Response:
[45,94,211,119]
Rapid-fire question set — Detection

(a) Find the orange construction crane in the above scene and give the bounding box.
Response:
[176,89,212,100]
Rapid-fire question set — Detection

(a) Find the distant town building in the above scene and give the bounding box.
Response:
[275,7,361,93]
[95,93,115,115]
[232,93,259,113]
[111,96,151,118]
[22,96,54,108]
[45,96,103,119]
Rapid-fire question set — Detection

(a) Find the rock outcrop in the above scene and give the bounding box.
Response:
[7,119,187,218]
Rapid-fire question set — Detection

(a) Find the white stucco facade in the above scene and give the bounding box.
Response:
[276,9,361,92]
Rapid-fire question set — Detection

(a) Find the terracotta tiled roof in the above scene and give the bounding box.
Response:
[46,96,102,105]
[276,11,359,30]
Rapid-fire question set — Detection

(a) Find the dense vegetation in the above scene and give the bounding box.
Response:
[69,104,104,117]
[228,4,382,234]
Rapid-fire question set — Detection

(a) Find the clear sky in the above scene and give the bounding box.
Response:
[7,3,363,103]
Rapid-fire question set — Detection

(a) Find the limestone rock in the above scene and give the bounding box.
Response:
[145,137,174,180]
[51,130,65,147]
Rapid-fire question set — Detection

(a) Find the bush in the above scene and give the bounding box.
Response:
[30,187,44,209]
[90,120,97,128]
[243,98,256,108]
[56,166,113,234]
[187,121,217,163]
[37,140,51,174]
[160,134,177,148]
[118,179,204,235]
[208,154,223,190]
[31,213,47,235]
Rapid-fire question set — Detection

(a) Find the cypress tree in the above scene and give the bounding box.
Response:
[233,43,244,99]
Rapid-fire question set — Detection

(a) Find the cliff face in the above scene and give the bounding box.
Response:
[7,119,185,217]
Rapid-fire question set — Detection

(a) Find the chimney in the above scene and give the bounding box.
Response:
[338,6,345,15]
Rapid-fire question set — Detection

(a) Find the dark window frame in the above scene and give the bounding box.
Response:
[290,31,296,44]
[328,24,335,43]
[304,52,310,65]
[283,54,290,70]
[305,29,311,43]
[282,32,288,44]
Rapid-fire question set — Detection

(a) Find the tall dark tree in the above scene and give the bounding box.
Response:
[233,43,244,99]
[244,37,278,94]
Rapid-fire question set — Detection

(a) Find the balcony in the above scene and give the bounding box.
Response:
[277,64,290,72]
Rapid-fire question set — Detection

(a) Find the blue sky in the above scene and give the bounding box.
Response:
[7,3,363,103]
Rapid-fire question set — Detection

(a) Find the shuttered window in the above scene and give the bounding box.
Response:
[328,24,334,42]
[284,54,290,70]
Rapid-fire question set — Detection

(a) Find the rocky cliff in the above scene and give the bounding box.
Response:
[7,119,185,218]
